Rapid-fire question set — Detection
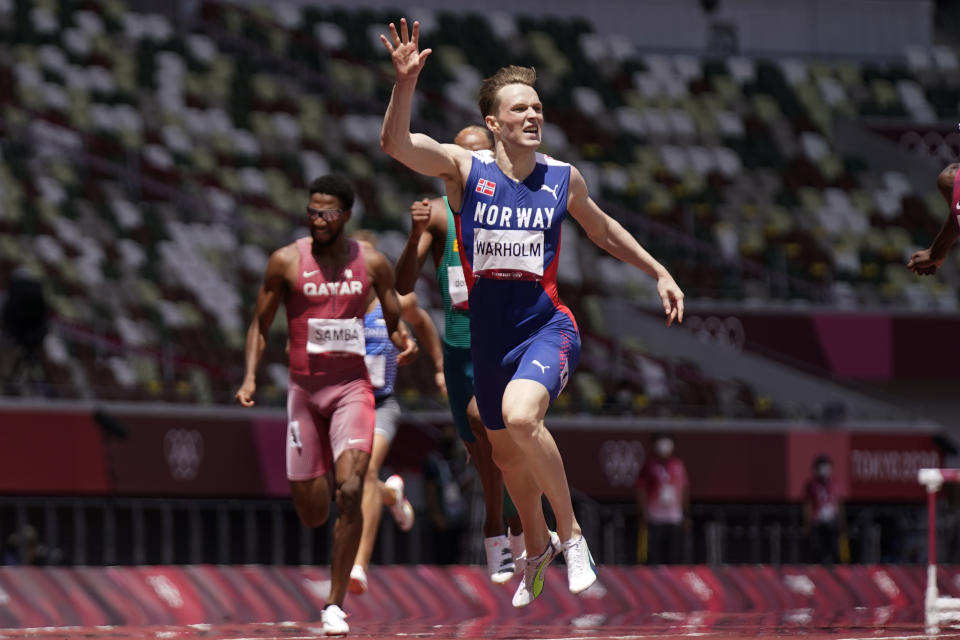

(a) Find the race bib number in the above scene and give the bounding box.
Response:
[364,354,386,388]
[473,229,544,279]
[446,265,469,310]
[306,317,365,356]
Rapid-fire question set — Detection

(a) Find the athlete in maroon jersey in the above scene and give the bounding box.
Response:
[908,163,960,275]
[235,174,406,636]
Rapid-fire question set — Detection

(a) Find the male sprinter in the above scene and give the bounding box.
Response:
[236,175,406,635]
[348,230,446,594]
[380,20,684,607]
[395,126,525,583]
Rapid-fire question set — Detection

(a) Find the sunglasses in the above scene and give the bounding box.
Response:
[306,207,345,221]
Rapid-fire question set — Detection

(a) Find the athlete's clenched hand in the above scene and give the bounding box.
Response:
[409,198,431,237]
[907,248,943,276]
[235,379,256,407]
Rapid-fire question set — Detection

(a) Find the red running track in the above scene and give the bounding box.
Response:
[0,564,959,638]
[0,620,959,640]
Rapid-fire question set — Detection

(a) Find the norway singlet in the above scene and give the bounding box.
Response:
[453,150,581,430]
[284,237,374,480]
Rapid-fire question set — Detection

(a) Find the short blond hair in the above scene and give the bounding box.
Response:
[477,65,537,118]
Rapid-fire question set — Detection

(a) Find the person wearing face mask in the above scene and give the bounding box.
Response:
[635,433,689,565]
[803,454,845,564]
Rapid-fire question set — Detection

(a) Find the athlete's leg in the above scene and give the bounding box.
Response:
[501,379,581,544]
[463,397,507,537]
[326,379,375,610]
[446,343,508,537]
[328,447,370,608]
[354,432,391,572]
[290,475,334,527]
[381,482,397,505]
[486,426,551,555]
[504,490,523,534]
[286,381,335,528]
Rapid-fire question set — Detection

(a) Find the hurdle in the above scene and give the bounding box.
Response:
[918,468,960,629]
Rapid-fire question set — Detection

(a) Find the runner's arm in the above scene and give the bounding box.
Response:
[395,198,442,294]
[367,247,406,352]
[379,19,472,190]
[236,248,288,406]
[907,164,960,274]
[400,292,445,394]
[566,166,684,325]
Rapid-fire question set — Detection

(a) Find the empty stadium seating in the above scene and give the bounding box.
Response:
[1,0,956,416]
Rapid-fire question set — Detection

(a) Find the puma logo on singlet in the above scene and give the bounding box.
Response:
[539,183,560,201]
[532,360,550,374]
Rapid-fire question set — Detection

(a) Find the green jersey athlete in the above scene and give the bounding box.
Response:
[395,125,523,583]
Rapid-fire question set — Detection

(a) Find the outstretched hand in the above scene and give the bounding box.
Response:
[381,18,432,81]
[907,248,943,276]
[657,273,685,326]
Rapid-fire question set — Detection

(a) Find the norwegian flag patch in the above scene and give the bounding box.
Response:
[475,179,496,197]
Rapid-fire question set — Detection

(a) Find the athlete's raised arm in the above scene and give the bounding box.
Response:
[379,19,473,203]
[395,197,445,294]
[566,165,685,326]
[236,246,293,406]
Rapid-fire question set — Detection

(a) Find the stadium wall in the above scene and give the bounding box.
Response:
[0,403,941,502]
[680,308,960,381]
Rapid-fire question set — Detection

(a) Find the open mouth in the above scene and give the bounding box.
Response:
[523,126,539,136]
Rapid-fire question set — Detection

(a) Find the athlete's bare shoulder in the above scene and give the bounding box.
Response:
[441,142,476,177]
[359,240,390,276]
[266,242,299,272]
[938,163,960,201]
[567,164,589,201]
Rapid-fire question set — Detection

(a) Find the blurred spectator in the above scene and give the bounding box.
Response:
[636,433,689,564]
[422,424,471,564]
[3,524,60,566]
[1,268,48,388]
[803,454,846,564]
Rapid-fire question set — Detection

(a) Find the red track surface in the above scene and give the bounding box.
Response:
[2,564,959,639]
[1,620,959,640]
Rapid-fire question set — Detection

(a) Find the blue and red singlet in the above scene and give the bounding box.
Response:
[454,150,582,429]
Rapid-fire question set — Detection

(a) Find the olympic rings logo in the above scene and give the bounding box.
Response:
[685,315,745,351]
[163,429,204,481]
[599,440,645,488]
